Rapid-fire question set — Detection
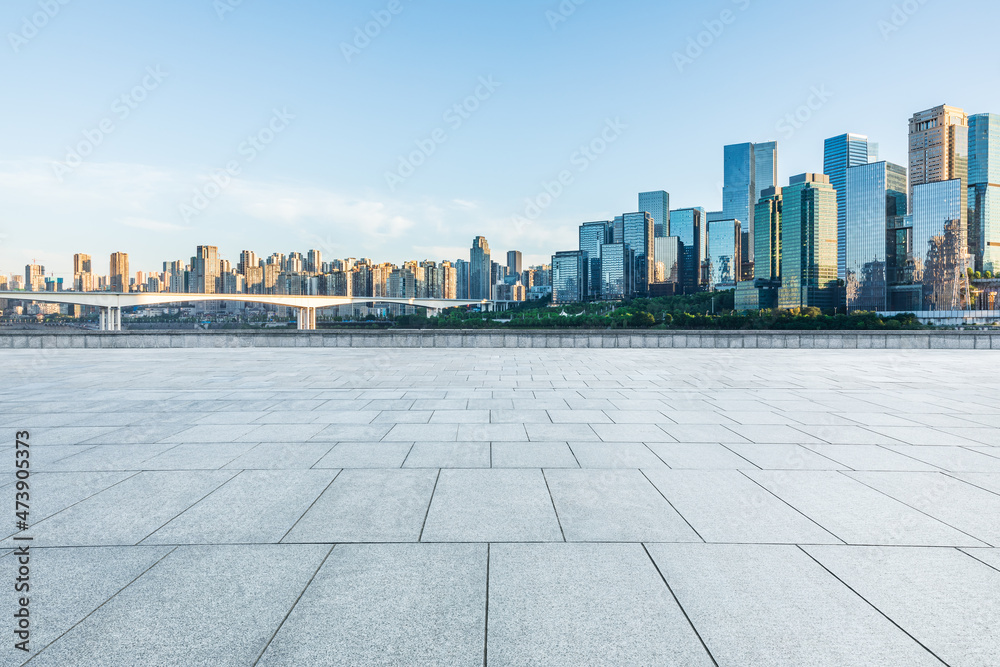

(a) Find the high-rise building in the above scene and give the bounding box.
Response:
[469,236,491,300]
[194,245,219,294]
[639,191,670,238]
[707,219,740,290]
[671,208,707,293]
[238,250,258,276]
[110,252,129,293]
[579,221,612,299]
[825,133,875,280]
[454,258,470,300]
[506,250,523,278]
[777,174,838,310]
[24,263,44,291]
[754,187,782,281]
[551,250,586,304]
[73,254,92,275]
[306,249,322,274]
[622,211,654,295]
[723,141,778,276]
[599,243,631,300]
[968,113,1000,273]
[653,237,682,284]
[909,179,970,311]
[844,161,907,312]
[908,105,969,203]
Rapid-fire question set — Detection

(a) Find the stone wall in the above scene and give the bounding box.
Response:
[1,330,999,349]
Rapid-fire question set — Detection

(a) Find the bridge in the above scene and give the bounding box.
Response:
[0,291,493,330]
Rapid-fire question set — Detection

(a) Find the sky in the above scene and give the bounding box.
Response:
[2,0,999,280]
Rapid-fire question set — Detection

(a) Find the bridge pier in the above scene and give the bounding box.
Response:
[297,307,317,331]
[98,307,122,331]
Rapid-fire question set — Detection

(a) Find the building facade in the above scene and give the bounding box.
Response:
[670,208,706,294]
[579,221,612,299]
[621,211,654,296]
[824,133,875,280]
[969,113,1000,273]
[110,252,129,293]
[844,161,907,312]
[707,218,740,290]
[551,251,586,304]
[777,174,838,310]
[469,237,491,300]
[639,191,670,238]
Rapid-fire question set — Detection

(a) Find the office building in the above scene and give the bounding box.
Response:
[622,211,654,295]
[909,179,970,311]
[639,191,670,238]
[24,263,45,291]
[110,252,129,293]
[306,249,322,274]
[844,161,907,312]
[754,187,782,281]
[723,141,778,276]
[909,105,969,203]
[469,236,491,300]
[969,113,1000,272]
[707,218,740,290]
[670,208,706,293]
[551,250,586,304]
[506,251,523,278]
[825,133,876,280]
[777,174,838,310]
[653,237,682,284]
[579,221,612,299]
[599,243,631,300]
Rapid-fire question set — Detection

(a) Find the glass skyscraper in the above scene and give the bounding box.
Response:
[639,191,670,238]
[844,161,907,312]
[653,237,682,284]
[753,187,782,281]
[969,113,1000,273]
[469,236,491,300]
[777,174,838,311]
[723,141,778,276]
[824,133,874,281]
[911,179,970,311]
[670,208,706,294]
[707,218,740,290]
[622,211,654,295]
[551,251,587,304]
[579,221,612,299]
[599,243,631,300]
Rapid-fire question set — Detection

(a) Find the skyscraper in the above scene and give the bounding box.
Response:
[455,258,470,299]
[469,236,491,300]
[599,243,631,300]
[723,141,777,277]
[639,191,670,238]
[777,174,838,310]
[653,237,682,284]
[622,211,654,295]
[825,133,875,280]
[910,179,970,311]
[551,250,586,304]
[24,263,44,292]
[968,113,1000,273]
[844,161,907,312]
[506,250,523,278]
[579,221,612,299]
[670,208,706,293]
[753,187,782,282]
[110,252,129,293]
[194,245,219,294]
[306,249,322,274]
[707,219,740,290]
[908,105,969,203]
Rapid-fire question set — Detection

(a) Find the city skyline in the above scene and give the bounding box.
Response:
[3,0,999,280]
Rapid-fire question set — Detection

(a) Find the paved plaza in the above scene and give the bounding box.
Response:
[2,347,1000,666]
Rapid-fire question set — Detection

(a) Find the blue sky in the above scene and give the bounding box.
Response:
[2,0,998,279]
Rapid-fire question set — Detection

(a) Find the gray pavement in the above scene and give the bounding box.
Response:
[1,347,999,665]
